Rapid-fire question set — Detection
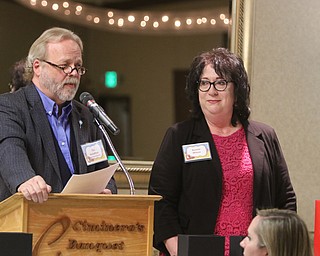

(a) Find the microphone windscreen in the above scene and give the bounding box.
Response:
[79,92,93,105]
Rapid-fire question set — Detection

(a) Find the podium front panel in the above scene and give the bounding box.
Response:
[0,194,160,256]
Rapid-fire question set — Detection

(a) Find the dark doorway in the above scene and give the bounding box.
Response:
[99,96,132,158]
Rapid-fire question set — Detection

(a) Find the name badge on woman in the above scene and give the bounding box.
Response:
[182,142,212,163]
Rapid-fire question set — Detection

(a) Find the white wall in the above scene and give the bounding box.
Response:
[249,0,320,230]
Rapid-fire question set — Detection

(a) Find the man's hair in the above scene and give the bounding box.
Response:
[25,27,83,81]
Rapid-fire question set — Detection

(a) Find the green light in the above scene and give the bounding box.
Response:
[105,71,117,88]
[108,155,116,161]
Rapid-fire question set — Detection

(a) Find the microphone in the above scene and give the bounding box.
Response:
[79,92,120,135]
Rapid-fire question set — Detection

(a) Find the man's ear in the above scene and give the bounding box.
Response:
[33,59,41,77]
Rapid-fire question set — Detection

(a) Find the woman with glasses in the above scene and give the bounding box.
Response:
[240,208,312,256]
[148,48,296,256]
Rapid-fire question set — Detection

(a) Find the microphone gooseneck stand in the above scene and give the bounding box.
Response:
[94,118,135,195]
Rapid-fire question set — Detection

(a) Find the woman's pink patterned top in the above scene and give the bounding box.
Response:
[212,127,253,256]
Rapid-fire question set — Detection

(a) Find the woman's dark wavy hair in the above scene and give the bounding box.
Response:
[185,47,250,126]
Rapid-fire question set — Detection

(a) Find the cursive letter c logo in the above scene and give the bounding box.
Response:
[33,216,71,256]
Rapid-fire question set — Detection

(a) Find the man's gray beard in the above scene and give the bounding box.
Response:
[41,72,79,102]
[55,78,79,102]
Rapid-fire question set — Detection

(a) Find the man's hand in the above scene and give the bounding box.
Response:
[100,188,112,194]
[17,175,52,203]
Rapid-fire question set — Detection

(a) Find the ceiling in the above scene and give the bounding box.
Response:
[12,0,231,34]
[73,0,230,11]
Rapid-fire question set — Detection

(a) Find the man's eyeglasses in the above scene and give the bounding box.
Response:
[198,79,230,92]
[40,59,86,75]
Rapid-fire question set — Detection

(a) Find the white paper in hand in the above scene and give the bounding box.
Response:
[61,163,119,194]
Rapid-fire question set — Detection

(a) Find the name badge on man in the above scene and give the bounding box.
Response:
[182,142,212,163]
[81,140,108,166]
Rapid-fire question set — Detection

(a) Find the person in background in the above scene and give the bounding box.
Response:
[148,48,296,256]
[0,27,117,203]
[8,58,27,92]
[240,208,312,256]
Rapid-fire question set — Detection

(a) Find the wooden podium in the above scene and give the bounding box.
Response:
[0,193,161,255]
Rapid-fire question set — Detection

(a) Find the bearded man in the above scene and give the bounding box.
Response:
[0,27,117,203]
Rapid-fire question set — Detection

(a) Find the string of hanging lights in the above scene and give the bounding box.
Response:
[15,0,231,35]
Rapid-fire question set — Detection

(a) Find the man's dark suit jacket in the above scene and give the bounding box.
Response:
[0,84,116,201]
[148,116,296,253]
